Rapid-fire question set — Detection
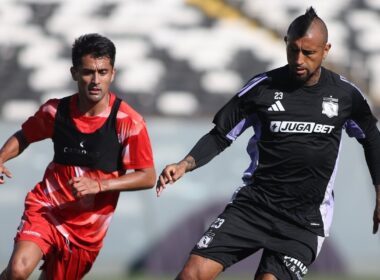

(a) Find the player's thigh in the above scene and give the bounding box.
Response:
[255,249,310,280]
[190,212,265,275]
[176,254,223,280]
[191,188,267,269]
[8,240,43,275]
[42,240,98,280]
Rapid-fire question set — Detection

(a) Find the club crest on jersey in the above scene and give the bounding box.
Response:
[322,96,339,118]
[196,231,215,249]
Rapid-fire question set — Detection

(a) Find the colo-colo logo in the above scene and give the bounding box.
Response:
[270,121,334,134]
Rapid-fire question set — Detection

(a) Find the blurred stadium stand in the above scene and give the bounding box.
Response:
[1,0,380,120]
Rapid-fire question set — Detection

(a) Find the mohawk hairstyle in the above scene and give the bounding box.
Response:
[287,7,320,39]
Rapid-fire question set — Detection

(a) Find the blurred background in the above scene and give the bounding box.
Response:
[0,0,379,279]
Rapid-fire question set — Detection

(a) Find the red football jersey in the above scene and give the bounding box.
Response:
[21,93,154,251]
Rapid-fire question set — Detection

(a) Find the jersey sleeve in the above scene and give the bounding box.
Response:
[350,89,380,185]
[21,99,58,143]
[188,127,232,169]
[188,77,263,169]
[119,118,154,170]
[212,76,261,139]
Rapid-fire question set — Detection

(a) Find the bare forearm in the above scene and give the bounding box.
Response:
[99,167,156,192]
[178,155,197,172]
[0,131,29,163]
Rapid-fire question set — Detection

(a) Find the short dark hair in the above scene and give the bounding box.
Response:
[71,33,116,68]
[287,7,326,40]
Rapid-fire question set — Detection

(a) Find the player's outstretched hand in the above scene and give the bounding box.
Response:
[156,161,187,197]
[0,164,12,184]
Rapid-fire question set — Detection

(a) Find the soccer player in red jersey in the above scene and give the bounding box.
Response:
[0,33,156,280]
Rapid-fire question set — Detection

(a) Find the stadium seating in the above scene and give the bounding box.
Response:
[0,0,379,120]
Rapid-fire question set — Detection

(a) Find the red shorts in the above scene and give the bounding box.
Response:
[15,210,99,280]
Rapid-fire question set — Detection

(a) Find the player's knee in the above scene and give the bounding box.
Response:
[176,255,222,280]
[177,265,218,280]
[8,258,34,280]
[256,272,278,280]
[176,265,202,280]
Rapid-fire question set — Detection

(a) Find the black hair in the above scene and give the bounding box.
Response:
[287,7,327,42]
[71,33,116,68]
